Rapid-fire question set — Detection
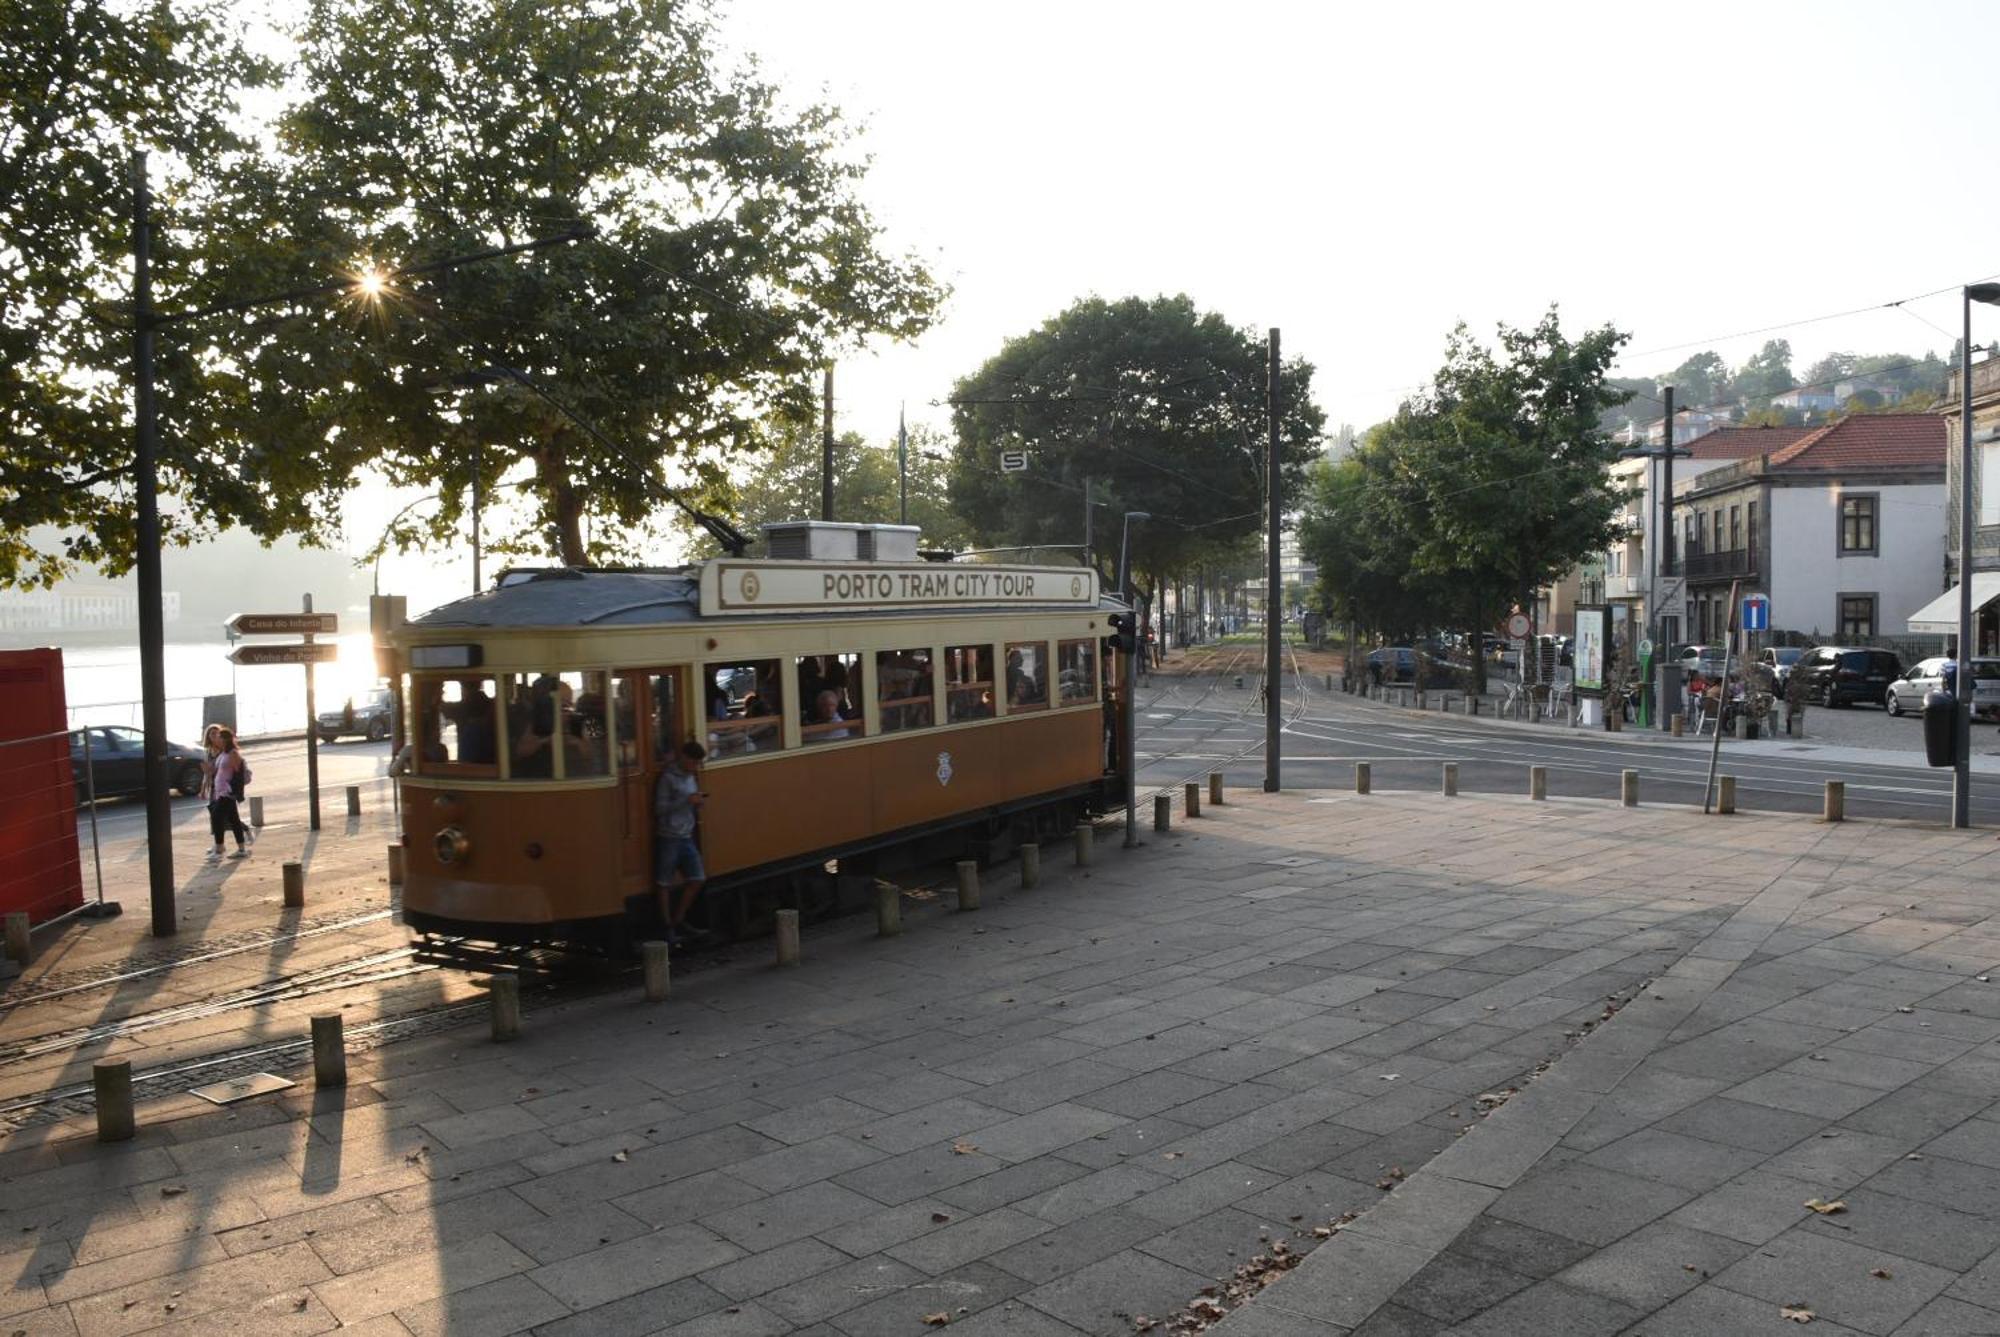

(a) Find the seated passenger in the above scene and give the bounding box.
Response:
[457,683,498,763]
[808,688,852,740]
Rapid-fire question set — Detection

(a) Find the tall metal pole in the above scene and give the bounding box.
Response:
[132,152,175,938]
[471,441,482,593]
[820,366,835,522]
[304,594,321,832]
[1119,512,1147,849]
[897,403,908,527]
[1955,292,1975,829]
[1264,328,1282,793]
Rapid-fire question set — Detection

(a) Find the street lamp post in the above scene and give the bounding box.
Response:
[1118,511,1150,849]
[1953,283,2000,829]
[1618,439,1692,730]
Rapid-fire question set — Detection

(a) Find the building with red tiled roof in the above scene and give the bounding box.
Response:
[1668,414,1946,648]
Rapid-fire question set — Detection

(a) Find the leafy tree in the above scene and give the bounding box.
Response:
[1729,339,1796,406]
[0,0,273,587]
[1801,351,1858,390]
[1668,351,1729,408]
[673,417,973,557]
[200,0,941,571]
[948,295,1324,598]
[1600,376,1657,435]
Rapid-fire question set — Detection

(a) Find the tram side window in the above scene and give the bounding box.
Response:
[876,648,934,733]
[1006,641,1049,712]
[706,659,782,756]
[946,644,995,722]
[415,676,498,770]
[501,671,609,779]
[612,672,641,772]
[564,671,610,777]
[1058,638,1098,705]
[799,652,864,744]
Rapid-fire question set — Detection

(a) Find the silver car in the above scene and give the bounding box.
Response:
[1885,657,2000,719]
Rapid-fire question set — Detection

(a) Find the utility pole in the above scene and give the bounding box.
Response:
[132,152,174,938]
[897,403,908,527]
[1657,384,1675,725]
[471,442,482,593]
[1956,296,1975,828]
[1265,327,1282,793]
[821,366,835,521]
[1082,477,1093,570]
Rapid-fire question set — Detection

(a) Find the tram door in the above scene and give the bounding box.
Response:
[614,668,687,890]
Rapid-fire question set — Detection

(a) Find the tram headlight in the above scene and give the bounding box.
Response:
[434,825,471,866]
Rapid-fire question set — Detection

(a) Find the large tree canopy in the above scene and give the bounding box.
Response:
[0,0,271,586]
[947,295,1324,591]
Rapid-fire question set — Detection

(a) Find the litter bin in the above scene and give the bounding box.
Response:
[1923,689,1958,768]
[1658,664,1685,732]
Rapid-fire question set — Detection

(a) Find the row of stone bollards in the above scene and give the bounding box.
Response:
[1347,761,1847,821]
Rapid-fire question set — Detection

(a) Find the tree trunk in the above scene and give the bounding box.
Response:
[537,433,587,567]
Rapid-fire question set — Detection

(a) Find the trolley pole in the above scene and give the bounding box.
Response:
[1264,327,1282,793]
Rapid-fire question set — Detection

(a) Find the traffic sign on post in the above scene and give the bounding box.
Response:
[228,642,339,666]
[226,612,338,636]
[1742,595,1769,632]
[998,450,1029,474]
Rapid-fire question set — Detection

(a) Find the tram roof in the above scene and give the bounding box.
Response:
[408,564,1123,630]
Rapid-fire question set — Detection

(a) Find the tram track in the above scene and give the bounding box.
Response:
[1137,640,1313,796]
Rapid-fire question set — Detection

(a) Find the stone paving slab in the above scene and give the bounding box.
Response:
[8,788,2000,1336]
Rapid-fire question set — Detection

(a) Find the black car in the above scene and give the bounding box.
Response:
[71,725,207,800]
[318,687,394,743]
[1793,646,1904,708]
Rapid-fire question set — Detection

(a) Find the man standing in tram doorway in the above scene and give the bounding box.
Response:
[654,741,708,946]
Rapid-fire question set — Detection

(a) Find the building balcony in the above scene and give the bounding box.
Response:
[1682,547,1758,581]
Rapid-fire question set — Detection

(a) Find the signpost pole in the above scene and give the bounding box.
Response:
[1702,580,1740,814]
[303,594,321,832]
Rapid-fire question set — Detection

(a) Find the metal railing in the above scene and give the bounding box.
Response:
[0,728,109,935]
[1682,547,1759,580]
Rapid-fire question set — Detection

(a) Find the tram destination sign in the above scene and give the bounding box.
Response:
[226,612,338,636]
[703,561,1099,616]
[229,642,340,666]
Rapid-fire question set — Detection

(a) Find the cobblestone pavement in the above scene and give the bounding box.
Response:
[4,788,1999,1336]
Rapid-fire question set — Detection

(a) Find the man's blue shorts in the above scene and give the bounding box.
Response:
[655,836,705,886]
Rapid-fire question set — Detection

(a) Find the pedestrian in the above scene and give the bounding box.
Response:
[207,727,252,861]
[653,740,707,945]
[198,723,223,801]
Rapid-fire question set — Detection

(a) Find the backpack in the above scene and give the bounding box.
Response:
[230,756,251,800]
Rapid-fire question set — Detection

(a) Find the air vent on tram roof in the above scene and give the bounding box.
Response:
[761,520,921,562]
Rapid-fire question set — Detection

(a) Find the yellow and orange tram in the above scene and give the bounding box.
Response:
[389,535,1128,946]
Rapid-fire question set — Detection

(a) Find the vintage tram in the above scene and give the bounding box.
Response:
[389,522,1131,946]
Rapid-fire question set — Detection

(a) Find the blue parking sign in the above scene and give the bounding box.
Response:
[1742,595,1769,632]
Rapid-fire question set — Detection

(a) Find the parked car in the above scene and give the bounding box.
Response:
[1793,646,1905,708]
[1674,644,1727,677]
[1365,647,1418,685]
[1885,657,2000,719]
[318,686,395,743]
[70,725,207,800]
[1759,646,1805,686]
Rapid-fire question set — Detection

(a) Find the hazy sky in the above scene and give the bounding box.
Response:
[369,0,2000,609]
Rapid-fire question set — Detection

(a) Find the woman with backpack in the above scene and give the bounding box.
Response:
[208,728,253,862]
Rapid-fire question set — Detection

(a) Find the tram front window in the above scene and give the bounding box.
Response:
[946,644,995,722]
[502,670,609,779]
[1058,638,1098,705]
[706,659,781,755]
[799,652,864,744]
[877,648,934,733]
[414,676,498,771]
[1006,641,1049,712]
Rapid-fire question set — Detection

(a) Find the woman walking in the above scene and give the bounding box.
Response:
[207,728,252,862]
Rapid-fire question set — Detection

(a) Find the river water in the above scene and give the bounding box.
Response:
[56,635,387,742]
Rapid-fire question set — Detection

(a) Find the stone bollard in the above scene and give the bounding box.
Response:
[1442,762,1458,797]
[1823,780,1845,823]
[1621,769,1638,807]
[1325,673,1335,690]
[345,785,361,817]
[955,862,981,912]
[775,908,801,964]
[1184,782,1201,819]
[1153,794,1171,833]
[311,1013,346,1088]
[1469,697,1481,716]
[387,844,405,888]
[1209,772,1224,806]
[1074,824,1094,867]
[1733,711,1749,741]
[641,940,671,1000]
[874,883,903,937]
[1671,715,1685,739]
[1607,712,1623,733]
[1788,712,1804,739]
[1530,766,1548,801]
[282,862,305,908]
[1234,674,1244,690]
[1354,762,1371,795]
[1718,775,1737,815]
[248,795,265,827]
[1416,690,1426,710]
[3,912,28,965]
[1020,842,1041,889]
[94,1061,134,1143]
[488,975,521,1041]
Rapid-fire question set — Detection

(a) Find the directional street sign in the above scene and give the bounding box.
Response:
[228,642,339,666]
[226,612,338,636]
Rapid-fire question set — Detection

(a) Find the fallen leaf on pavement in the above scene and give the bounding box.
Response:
[1781,1304,1815,1323]
[611,1151,628,1163]
[1871,1268,1892,1279]
[951,1141,978,1155]
[931,1212,951,1224]
[923,1313,951,1327]
[1804,1198,1846,1215]
[1378,1073,1400,1081]
[159,1186,186,1198]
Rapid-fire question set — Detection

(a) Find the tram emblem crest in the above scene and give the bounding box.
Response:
[935,751,954,787]
[737,571,761,603]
